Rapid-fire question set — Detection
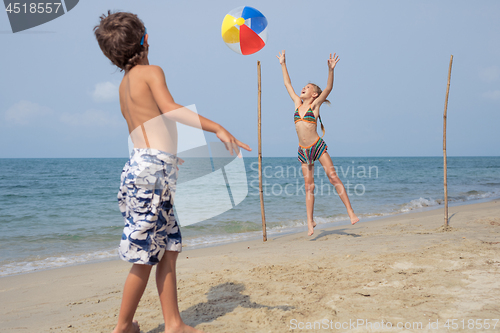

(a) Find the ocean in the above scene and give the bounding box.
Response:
[0,156,499,277]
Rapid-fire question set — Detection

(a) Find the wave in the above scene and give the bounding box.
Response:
[0,249,118,277]
[400,197,441,213]
[398,189,500,213]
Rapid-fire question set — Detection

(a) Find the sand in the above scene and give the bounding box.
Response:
[1,200,499,332]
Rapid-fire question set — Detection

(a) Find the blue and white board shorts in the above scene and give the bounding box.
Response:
[118,148,182,265]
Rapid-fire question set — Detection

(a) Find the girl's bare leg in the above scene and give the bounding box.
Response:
[113,264,153,333]
[301,163,316,235]
[156,250,205,333]
[318,152,359,225]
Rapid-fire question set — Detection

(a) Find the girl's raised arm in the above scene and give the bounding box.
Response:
[314,53,339,107]
[277,50,301,105]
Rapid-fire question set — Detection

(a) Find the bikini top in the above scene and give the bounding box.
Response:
[294,105,316,124]
[294,105,325,137]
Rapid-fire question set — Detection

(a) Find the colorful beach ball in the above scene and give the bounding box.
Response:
[221,6,268,55]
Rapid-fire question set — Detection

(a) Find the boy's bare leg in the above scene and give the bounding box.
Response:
[301,163,316,235]
[319,152,360,225]
[114,264,153,333]
[156,250,205,333]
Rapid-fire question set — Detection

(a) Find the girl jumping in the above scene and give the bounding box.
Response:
[277,50,359,236]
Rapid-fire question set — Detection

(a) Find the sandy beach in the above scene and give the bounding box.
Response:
[1,200,499,332]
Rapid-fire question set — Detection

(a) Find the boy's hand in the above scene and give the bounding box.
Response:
[328,53,340,70]
[216,127,252,156]
[276,50,286,65]
[176,158,184,170]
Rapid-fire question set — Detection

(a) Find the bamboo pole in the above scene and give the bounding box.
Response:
[443,55,453,226]
[258,60,267,241]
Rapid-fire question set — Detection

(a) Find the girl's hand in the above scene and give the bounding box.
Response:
[216,127,252,156]
[328,53,340,70]
[276,50,286,64]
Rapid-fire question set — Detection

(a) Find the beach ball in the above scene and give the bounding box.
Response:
[221,6,268,55]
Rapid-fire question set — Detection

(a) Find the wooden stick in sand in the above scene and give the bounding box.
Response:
[443,55,453,226]
[257,61,267,241]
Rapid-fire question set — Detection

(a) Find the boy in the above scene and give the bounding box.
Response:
[94,11,250,333]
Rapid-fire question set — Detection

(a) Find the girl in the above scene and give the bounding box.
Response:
[277,50,359,236]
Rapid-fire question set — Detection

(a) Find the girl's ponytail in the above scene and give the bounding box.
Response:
[310,83,327,137]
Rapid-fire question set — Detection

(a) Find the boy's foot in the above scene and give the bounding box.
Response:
[113,320,140,333]
[307,221,316,236]
[348,211,359,225]
[165,323,206,333]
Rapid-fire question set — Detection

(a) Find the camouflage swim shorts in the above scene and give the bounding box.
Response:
[117,148,182,265]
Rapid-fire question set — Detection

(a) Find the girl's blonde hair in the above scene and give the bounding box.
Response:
[309,83,331,105]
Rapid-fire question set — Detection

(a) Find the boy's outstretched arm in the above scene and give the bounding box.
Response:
[277,50,301,105]
[315,53,339,106]
[147,65,251,155]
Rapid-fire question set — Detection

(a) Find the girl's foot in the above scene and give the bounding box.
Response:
[307,221,317,236]
[348,211,359,225]
[113,320,140,333]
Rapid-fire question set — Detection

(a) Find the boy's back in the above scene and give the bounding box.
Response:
[120,65,178,155]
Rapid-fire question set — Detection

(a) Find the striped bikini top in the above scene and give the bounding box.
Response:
[294,104,325,138]
[294,105,316,124]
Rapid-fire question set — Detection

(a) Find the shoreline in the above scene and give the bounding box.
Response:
[2,196,498,279]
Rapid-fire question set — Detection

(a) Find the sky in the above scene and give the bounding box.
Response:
[1,0,499,158]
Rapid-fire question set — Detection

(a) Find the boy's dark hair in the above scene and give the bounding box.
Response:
[94,11,147,72]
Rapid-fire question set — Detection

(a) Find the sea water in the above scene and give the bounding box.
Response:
[0,156,499,276]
